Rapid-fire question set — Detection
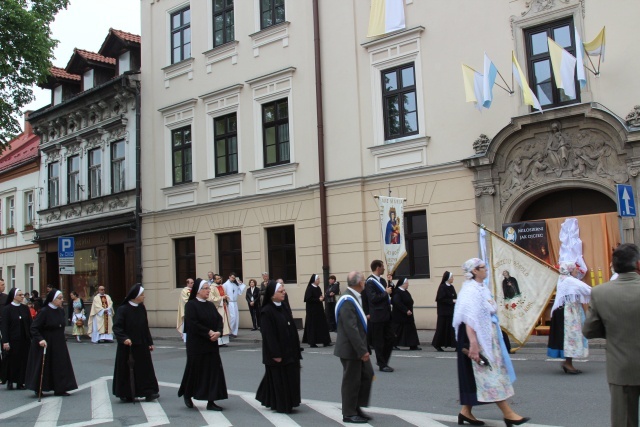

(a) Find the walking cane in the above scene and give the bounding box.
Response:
[38,346,47,402]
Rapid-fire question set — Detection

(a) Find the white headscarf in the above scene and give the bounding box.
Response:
[552,263,591,313]
[461,258,483,280]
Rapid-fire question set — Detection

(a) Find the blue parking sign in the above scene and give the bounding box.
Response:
[58,237,75,265]
[616,184,636,217]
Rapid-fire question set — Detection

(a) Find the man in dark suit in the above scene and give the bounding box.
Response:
[334,271,373,424]
[325,275,341,332]
[583,243,640,427]
[245,281,261,330]
[364,260,394,372]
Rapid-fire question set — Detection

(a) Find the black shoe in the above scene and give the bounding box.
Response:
[410,346,422,351]
[17,384,26,390]
[379,366,394,372]
[323,342,333,347]
[433,345,444,352]
[145,393,159,402]
[343,415,368,423]
[7,382,13,390]
[309,344,319,348]
[207,401,223,411]
[393,346,401,350]
[54,392,70,396]
[356,408,372,420]
[504,417,530,427]
[251,328,258,331]
[458,413,485,425]
[120,397,134,403]
[183,395,194,408]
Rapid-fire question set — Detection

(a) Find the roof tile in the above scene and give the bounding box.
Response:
[111,28,141,44]
[74,49,116,65]
[50,66,81,81]
[0,131,40,172]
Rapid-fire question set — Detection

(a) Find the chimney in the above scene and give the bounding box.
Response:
[24,110,33,135]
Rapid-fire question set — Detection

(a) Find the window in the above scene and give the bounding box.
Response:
[26,264,34,292]
[83,69,94,91]
[48,162,59,208]
[118,51,131,75]
[213,0,234,47]
[7,266,15,289]
[88,149,102,198]
[267,225,296,283]
[172,126,193,185]
[382,63,418,140]
[171,7,191,64]
[218,232,242,280]
[260,0,285,29]
[53,85,62,105]
[111,141,125,193]
[175,237,196,288]
[68,155,80,203]
[525,18,579,108]
[393,211,429,278]
[25,192,34,225]
[7,197,14,231]
[214,113,238,176]
[262,99,289,167]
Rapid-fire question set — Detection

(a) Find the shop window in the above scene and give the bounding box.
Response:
[213,0,234,47]
[382,63,418,141]
[68,155,80,203]
[172,126,192,185]
[214,113,238,176]
[218,231,242,280]
[72,249,99,299]
[524,18,579,108]
[175,237,196,288]
[260,0,285,30]
[111,140,125,193]
[48,162,60,208]
[171,6,191,64]
[262,99,289,167]
[267,225,296,283]
[393,211,430,278]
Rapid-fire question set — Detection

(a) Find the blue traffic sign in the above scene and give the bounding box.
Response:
[58,237,75,259]
[616,184,636,217]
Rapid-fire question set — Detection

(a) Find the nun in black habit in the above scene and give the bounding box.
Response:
[178,279,228,411]
[256,280,302,413]
[1,288,32,389]
[301,274,332,348]
[432,271,457,351]
[112,284,159,402]
[391,278,421,350]
[25,289,77,396]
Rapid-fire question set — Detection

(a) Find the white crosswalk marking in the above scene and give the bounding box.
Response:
[237,391,301,427]
[306,402,372,427]
[133,401,171,427]
[92,376,113,422]
[34,397,62,427]
[193,400,233,427]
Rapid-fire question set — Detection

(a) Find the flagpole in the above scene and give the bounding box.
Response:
[496,69,513,94]
[473,222,559,347]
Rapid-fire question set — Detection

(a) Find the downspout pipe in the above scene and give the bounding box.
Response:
[312,0,330,289]
[122,72,143,283]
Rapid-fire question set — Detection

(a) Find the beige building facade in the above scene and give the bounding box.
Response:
[140,0,640,328]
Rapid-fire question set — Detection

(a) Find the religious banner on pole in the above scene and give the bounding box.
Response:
[501,220,551,265]
[486,228,558,344]
[376,196,407,273]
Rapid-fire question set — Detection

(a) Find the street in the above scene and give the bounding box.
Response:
[0,331,610,427]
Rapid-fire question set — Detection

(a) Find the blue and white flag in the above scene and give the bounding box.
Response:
[482,53,498,108]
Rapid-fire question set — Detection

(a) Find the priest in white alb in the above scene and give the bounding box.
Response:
[87,285,115,343]
[222,273,245,337]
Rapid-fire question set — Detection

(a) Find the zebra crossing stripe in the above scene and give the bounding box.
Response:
[305,402,372,426]
[34,397,62,427]
[237,391,301,427]
[134,401,171,427]
[193,400,233,427]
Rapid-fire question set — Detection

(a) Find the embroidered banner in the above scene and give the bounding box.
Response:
[501,220,551,265]
[376,196,407,273]
[488,230,558,344]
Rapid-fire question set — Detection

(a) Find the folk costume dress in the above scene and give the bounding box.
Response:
[25,290,78,395]
[1,288,32,388]
[432,272,457,349]
[453,263,516,405]
[302,274,331,347]
[390,280,420,348]
[178,280,228,404]
[112,284,159,401]
[547,263,591,359]
[256,281,302,413]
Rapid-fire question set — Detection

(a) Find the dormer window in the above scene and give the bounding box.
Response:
[118,51,131,75]
[53,85,63,105]
[83,69,94,90]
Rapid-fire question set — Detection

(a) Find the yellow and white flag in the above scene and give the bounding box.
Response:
[512,52,542,112]
[583,26,605,61]
[488,232,558,344]
[376,196,407,273]
[367,0,405,37]
[547,37,577,99]
[461,64,484,111]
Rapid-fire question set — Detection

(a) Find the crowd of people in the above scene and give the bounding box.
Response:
[1,243,639,426]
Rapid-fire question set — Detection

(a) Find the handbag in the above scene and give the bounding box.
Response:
[75,318,84,327]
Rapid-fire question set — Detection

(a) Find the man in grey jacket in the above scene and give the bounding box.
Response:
[583,243,640,427]
[334,271,373,424]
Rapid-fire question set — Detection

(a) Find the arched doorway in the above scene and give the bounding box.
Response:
[517,189,617,221]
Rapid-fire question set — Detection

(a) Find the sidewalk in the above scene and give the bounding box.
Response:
[66,326,606,349]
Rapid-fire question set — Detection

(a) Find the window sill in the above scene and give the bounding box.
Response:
[249,21,290,57]
[369,135,429,174]
[162,57,195,88]
[161,181,199,208]
[250,162,298,193]
[203,41,239,73]
[203,173,245,201]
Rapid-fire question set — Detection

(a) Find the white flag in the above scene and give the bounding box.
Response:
[376,196,407,273]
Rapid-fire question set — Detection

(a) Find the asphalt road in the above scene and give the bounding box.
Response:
[0,334,610,427]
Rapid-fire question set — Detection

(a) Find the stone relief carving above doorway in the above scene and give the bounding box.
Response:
[499,121,629,206]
